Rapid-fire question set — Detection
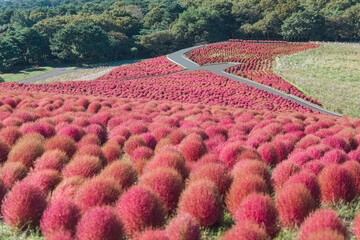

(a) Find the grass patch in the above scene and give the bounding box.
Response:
[201,210,235,240]
[65,67,77,70]
[273,42,360,117]
[0,222,43,240]
[0,67,53,83]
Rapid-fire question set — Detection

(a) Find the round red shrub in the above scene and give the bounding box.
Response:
[226,174,269,216]
[271,160,300,191]
[144,150,189,179]
[168,129,186,145]
[342,160,360,195]
[33,150,68,172]
[271,140,289,162]
[232,160,271,186]
[318,164,355,204]
[45,135,77,158]
[296,135,321,149]
[187,163,232,196]
[131,146,153,163]
[87,101,102,114]
[321,149,349,165]
[306,144,329,159]
[235,193,278,237]
[20,122,55,138]
[179,134,207,162]
[219,142,246,168]
[109,125,131,140]
[140,167,183,211]
[322,135,351,153]
[0,139,10,163]
[284,171,320,202]
[141,132,157,150]
[62,155,103,178]
[178,180,223,227]
[78,133,101,147]
[275,183,316,228]
[99,160,137,189]
[116,185,166,235]
[258,143,278,165]
[166,213,200,240]
[51,176,85,202]
[7,138,44,167]
[76,206,124,240]
[102,142,121,163]
[84,124,107,144]
[25,169,62,195]
[0,179,7,205]
[0,126,22,146]
[40,198,81,237]
[137,229,169,240]
[288,151,313,166]
[302,160,325,175]
[124,135,147,156]
[297,209,347,240]
[0,162,28,189]
[75,177,122,212]
[1,181,46,228]
[306,229,345,240]
[57,125,85,142]
[220,221,270,240]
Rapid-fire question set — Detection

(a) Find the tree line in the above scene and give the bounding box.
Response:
[1,0,360,72]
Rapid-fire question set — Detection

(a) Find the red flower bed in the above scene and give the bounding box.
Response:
[97,56,183,81]
[187,42,321,105]
[0,71,314,113]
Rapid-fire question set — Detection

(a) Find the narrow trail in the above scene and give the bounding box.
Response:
[167,44,342,117]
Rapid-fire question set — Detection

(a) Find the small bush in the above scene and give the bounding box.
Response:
[166,213,200,240]
[284,170,321,202]
[306,229,345,240]
[0,126,22,146]
[7,137,44,167]
[232,160,271,186]
[0,162,28,189]
[0,139,10,163]
[76,206,124,240]
[117,185,166,235]
[257,143,278,165]
[271,160,300,191]
[33,150,68,172]
[137,229,169,240]
[25,169,62,195]
[51,176,85,202]
[57,125,85,142]
[45,135,77,158]
[131,146,153,163]
[124,135,147,156]
[62,155,103,179]
[99,160,137,189]
[102,142,122,163]
[220,221,270,240]
[179,134,207,162]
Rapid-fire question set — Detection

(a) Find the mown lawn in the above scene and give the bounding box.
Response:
[273,42,360,118]
[0,67,54,83]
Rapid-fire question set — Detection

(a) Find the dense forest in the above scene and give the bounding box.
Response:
[1,0,360,72]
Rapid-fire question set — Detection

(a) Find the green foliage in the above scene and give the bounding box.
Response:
[0,36,22,72]
[50,23,112,63]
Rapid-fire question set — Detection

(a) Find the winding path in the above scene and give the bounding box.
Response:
[167,45,342,117]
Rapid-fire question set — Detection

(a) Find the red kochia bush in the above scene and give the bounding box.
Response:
[271,160,300,191]
[275,183,316,228]
[284,171,321,202]
[46,229,75,240]
[179,134,207,162]
[25,169,62,195]
[0,126,22,146]
[1,181,46,228]
[306,229,346,240]
[75,177,122,212]
[0,179,7,205]
[144,150,189,179]
[76,144,107,165]
[0,162,28,189]
[116,185,166,235]
[232,160,271,186]
[99,161,137,189]
[297,209,347,240]
[45,135,77,158]
[322,135,351,153]
[124,135,147,156]
[57,125,85,142]
[0,139,9,163]
[51,176,85,202]
[226,174,269,216]
[33,150,68,172]
[219,142,246,168]
[62,155,103,179]
[187,163,232,196]
[257,143,278,165]
[140,167,184,211]
[220,221,270,240]
[166,213,201,240]
[318,164,355,204]
[7,138,44,167]
[302,160,325,175]
[131,146,153,162]
[40,198,81,237]
[178,180,223,227]
[76,206,124,240]
[321,149,349,165]
[342,160,360,195]
[102,142,121,163]
[235,193,279,237]
[137,230,169,240]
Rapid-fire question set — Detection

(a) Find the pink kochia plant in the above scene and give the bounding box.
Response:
[40,198,81,237]
[235,193,279,237]
[99,160,138,189]
[220,221,270,240]
[0,162,28,189]
[166,213,201,240]
[137,229,169,240]
[178,180,223,227]
[116,185,166,235]
[1,181,47,228]
[297,209,347,240]
[75,206,124,240]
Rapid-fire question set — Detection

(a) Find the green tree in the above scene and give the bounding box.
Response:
[50,23,112,63]
[281,10,326,40]
[0,36,22,72]
[139,30,174,56]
